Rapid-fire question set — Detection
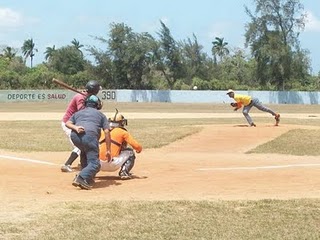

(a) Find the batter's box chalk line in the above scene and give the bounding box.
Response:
[197,163,320,171]
[0,154,58,166]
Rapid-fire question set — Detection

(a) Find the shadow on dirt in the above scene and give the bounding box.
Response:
[93,175,148,189]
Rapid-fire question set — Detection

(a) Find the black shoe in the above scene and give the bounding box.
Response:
[72,175,92,190]
[275,113,280,126]
[87,178,95,185]
[119,170,132,179]
[250,123,256,127]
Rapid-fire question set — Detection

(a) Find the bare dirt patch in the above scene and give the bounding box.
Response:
[1,112,320,211]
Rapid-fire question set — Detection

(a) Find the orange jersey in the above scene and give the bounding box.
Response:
[99,128,142,161]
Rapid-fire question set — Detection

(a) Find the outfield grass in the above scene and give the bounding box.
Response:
[1,117,320,155]
[1,103,320,239]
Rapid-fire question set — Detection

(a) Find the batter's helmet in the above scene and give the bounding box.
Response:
[85,80,101,94]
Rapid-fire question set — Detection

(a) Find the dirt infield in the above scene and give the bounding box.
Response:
[1,112,320,213]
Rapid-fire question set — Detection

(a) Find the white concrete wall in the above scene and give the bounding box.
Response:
[1,89,320,104]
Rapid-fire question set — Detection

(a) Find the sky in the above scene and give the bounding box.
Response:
[0,0,319,74]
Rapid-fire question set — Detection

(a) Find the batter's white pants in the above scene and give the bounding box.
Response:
[61,121,81,155]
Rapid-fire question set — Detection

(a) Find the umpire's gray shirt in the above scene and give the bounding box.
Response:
[69,107,109,138]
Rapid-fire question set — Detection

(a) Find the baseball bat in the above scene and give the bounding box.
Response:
[52,78,86,96]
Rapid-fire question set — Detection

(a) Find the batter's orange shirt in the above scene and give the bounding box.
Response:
[99,128,142,161]
[233,94,252,107]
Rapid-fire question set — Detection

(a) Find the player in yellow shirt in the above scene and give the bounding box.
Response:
[226,89,280,127]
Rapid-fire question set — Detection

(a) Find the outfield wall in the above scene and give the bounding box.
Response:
[0,89,320,104]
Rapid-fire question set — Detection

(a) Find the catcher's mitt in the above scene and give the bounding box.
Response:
[230,102,238,107]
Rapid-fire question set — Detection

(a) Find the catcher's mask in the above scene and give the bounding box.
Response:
[85,95,103,110]
[109,108,127,128]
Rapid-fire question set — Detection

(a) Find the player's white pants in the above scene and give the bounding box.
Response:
[100,150,131,172]
[61,121,81,155]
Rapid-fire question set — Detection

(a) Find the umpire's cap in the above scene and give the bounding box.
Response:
[85,95,102,110]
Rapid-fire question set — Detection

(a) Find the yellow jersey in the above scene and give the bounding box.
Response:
[233,94,252,107]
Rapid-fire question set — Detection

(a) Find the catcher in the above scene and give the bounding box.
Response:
[99,109,142,179]
[227,89,280,127]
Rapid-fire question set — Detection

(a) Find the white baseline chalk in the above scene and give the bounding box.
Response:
[0,154,57,166]
[197,163,320,171]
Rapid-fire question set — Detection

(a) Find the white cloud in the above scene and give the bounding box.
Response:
[0,7,23,28]
[305,11,320,32]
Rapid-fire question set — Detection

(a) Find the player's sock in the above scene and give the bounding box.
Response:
[65,152,78,166]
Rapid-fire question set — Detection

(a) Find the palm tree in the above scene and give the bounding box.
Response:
[71,38,84,56]
[211,37,229,63]
[21,38,38,67]
[44,45,56,61]
[2,46,17,61]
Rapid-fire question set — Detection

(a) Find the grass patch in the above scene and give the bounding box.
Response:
[2,102,320,114]
[248,129,320,155]
[1,117,320,152]
[1,200,320,240]
[0,120,203,151]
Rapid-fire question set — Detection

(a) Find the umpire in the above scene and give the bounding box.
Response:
[66,95,111,190]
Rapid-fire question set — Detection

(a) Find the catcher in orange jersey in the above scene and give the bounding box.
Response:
[99,109,142,179]
[227,89,280,127]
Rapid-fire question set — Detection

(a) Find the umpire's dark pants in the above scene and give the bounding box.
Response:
[71,132,101,181]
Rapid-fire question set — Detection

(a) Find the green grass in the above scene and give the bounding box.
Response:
[248,129,320,155]
[0,120,202,151]
[1,117,320,154]
[1,200,320,240]
[3,102,320,113]
[2,102,320,239]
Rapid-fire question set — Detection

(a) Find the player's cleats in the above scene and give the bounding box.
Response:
[61,165,73,172]
[119,170,132,179]
[275,113,280,126]
[250,122,256,127]
[72,175,92,190]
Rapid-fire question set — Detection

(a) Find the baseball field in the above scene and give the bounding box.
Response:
[0,102,320,239]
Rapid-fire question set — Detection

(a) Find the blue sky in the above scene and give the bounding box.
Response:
[1,0,319,74]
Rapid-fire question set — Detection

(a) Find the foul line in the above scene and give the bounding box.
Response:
[197,163,320,171]
[0,154,58,166]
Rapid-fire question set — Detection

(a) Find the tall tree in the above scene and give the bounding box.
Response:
[47,46,85,75]
[245,0,307,90]
[180,34,208,81]
[71,38,84,56]
[211,37,229,63]
[105,22,157,89]
[21,38,38,68]
[44,45,56,61]
[154,20,185,89]
[2,47,17,61]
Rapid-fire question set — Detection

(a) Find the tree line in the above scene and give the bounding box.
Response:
[0,0,319,91]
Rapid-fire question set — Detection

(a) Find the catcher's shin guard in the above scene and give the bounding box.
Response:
[120,148,136,173]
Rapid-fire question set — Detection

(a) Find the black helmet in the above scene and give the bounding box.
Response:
[85,80,101,94]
